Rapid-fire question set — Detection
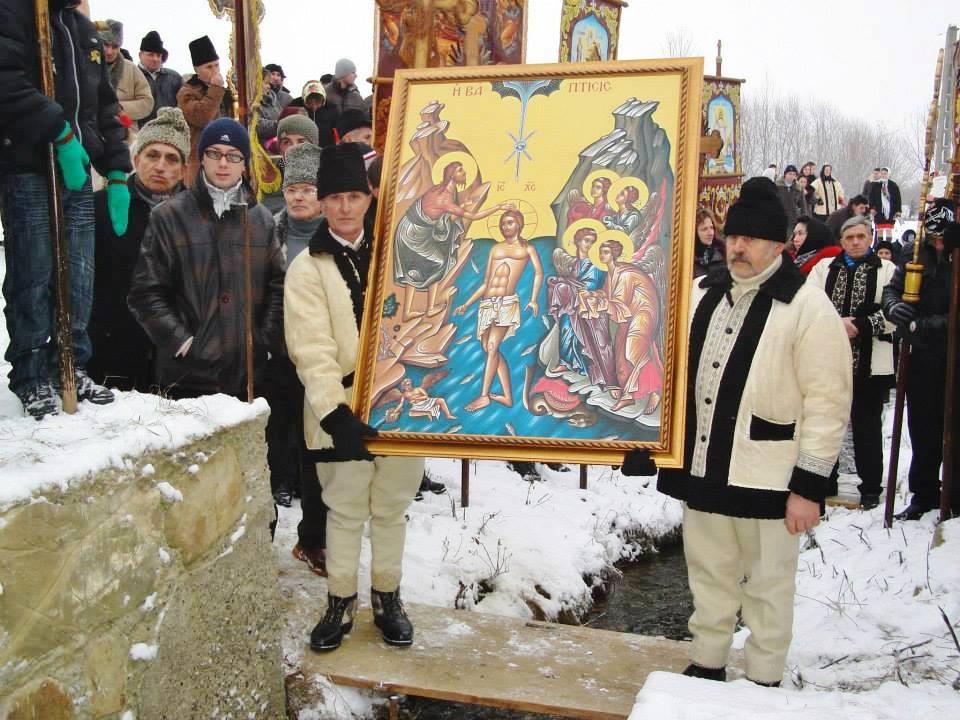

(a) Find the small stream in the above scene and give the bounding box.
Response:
[380,542,692,719]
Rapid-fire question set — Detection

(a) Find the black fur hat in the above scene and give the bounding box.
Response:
[317,143,370,199]
[140,30,168,62]
[189,35,218,67]
[724,177,789,242]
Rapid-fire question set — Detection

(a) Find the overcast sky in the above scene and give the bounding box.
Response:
[93,0,956,134]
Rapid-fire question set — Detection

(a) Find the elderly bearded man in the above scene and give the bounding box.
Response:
[284,143,424,652]
[628,178,853,686]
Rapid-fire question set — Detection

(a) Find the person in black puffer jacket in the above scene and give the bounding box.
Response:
[0,0,131,419]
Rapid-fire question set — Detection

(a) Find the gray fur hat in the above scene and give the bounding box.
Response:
[94,19,124,47]
[283,143,323,190]
[133,107,191,160]
[278,114,319,146]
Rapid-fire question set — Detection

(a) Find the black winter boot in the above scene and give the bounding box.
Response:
[682,663,726,681]
[17,382,59,420]
[371,588,414,646]
[310,593,357,651]
[76,369,116,405]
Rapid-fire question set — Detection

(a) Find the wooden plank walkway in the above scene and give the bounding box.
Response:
[297,603,690,719]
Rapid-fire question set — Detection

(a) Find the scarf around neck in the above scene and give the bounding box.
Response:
[133,175,181,209]
[203,177,243,218]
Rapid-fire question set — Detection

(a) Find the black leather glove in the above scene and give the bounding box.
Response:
[944,222,960,252]
[621,449,658,476]
[913,315,947,340]
[886,301,916,326]
[320,404,378,462]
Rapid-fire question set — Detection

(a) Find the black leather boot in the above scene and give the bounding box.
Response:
[371,588,414,646]
[309,593,357,652]
[682,663,726,681]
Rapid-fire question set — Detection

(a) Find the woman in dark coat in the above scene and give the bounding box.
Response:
[693,207,725,278]
[788,214,834,271]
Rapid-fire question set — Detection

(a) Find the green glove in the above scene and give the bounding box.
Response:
[53,122,90,191]
[106,171,130,236]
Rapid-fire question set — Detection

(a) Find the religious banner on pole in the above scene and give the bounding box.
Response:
[207,0,281,197]
[557,0,627,63]
[697,43,744,226]
[372,1,528,152]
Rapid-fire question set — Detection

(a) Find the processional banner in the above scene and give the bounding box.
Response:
[698,75,743,225]
[354,59,703,466]
[558,0,627,63]
[207,0,281,196]
[372,1,528,152]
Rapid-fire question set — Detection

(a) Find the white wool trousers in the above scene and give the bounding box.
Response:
[683,505,800,684]
[317,455,424,598]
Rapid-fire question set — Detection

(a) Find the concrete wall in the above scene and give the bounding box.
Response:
[0,415,285,719]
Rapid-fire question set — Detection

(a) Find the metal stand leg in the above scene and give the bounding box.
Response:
[580,464,588,490]
[388,695,400,720]
[461,458,470,508]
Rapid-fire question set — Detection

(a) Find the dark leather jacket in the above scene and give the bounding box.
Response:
[127,175,284,398]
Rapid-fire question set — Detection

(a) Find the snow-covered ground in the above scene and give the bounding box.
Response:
[0,252,957,716]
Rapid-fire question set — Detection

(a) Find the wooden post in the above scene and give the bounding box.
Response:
[232,0,250,128]
[941,246,959,523]
[461,458,470,508]
[239,204,254,402]
[35,0,77,414]
[884,343,910,527]
[579,464,588,490]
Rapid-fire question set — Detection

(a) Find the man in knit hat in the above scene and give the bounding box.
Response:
[128,118,284,399]
[138,30,183,126]
[278,113,319,156]
[625,177,852,686]
[177,35,233,186]
[95,19,154,127]
[267,144,330,574]
[90,108,190,391]
[323,58,365,114]
[284,143,424,652]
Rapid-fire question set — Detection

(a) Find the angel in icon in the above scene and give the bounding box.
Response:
[380,371,456,423]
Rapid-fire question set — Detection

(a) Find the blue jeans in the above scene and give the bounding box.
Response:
[1,173,94,394]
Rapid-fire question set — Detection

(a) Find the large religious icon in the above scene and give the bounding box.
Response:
[372,1,528,151]
[353,60,703,465]
[558,0,627,63]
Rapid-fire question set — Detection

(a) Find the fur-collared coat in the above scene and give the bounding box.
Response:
[284,220,371,458]
[658,258,853,519]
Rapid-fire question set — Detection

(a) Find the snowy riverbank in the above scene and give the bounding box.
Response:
[0,250,956,716]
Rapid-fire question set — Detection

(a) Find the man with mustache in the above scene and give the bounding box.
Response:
[627,177,852,686]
